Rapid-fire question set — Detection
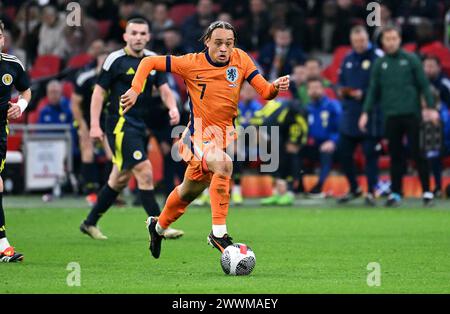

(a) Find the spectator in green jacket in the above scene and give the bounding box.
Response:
[291,59,335,107]
[359,26,439,207]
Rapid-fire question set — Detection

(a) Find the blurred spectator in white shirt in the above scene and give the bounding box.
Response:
[38,5,68,58]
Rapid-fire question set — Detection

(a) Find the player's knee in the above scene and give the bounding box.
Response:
[81,150,94,163]
[117,175,130,188]
[109,172,129,190]
[134,168,154,188]
[212,157,233,177]
[108,179,124,191]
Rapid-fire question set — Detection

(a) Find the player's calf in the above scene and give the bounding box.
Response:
[133,160,154,190]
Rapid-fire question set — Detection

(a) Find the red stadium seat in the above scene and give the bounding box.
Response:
[62,81,74,99]
[324,87,337,100]
[4,6,17,20]
[27,97,48,124]
[322,46,352,85]
[420,41,450,77]
[29,55,61,79]
[67,53,94,69]
[378,156,391,170]
[403,43,417,53]
[7,134,22,151]
[97,20,112,39]
[403,41,450,77]
[169,4,197,26]
[443,157,450,169]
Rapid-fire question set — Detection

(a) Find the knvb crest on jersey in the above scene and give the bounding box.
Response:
[226,66,238,87]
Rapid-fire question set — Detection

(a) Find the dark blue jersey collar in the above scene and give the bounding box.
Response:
[205,50,230,67]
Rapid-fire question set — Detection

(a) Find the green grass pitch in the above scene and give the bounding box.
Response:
[1,196,450,293]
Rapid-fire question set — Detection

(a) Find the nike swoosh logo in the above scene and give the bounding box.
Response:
[196,75,203,79]
[211,238,225,252]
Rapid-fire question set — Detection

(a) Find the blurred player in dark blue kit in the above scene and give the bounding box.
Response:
[0,21,31,262]
[80,18,184,240]
[336,26,383,206]
[72,53,112,203]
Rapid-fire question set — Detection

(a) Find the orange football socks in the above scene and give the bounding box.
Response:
[158,188,189,229]
[210,174,231,225]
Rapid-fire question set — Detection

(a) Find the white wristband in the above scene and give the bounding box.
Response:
[17,98,28,114]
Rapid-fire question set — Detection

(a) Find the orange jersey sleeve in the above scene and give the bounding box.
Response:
[131,55,166,93]
[167,54,196,76]
[131,54,194,93]
[241,51,279,100]
[249,74,278,100]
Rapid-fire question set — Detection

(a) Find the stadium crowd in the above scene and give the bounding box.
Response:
[1,0,450,205]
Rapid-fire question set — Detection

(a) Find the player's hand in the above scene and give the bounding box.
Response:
[286,142,300,153]
[422,108,440,126]
[7,102,22,120]
[359,112,368,133]
[168,107,180,126]
[350,89,363,101]
[120,88,138,114]
[90,125,104,141]
[273,75,290,91]
[320,140,336,153]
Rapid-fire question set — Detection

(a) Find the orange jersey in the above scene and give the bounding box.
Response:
[131,48,278,147]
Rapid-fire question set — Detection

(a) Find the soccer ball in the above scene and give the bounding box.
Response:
[220,243,256,276]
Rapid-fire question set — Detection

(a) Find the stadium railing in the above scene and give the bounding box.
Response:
[7,124,73,193]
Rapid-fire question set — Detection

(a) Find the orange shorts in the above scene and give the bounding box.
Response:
[178,127,237,183]
[178,132,214,183]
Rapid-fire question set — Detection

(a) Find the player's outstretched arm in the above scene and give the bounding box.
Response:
[121,55,168,113]
[249,74,290,100]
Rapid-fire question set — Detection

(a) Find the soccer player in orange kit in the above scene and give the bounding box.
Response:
[121,21,290,258]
